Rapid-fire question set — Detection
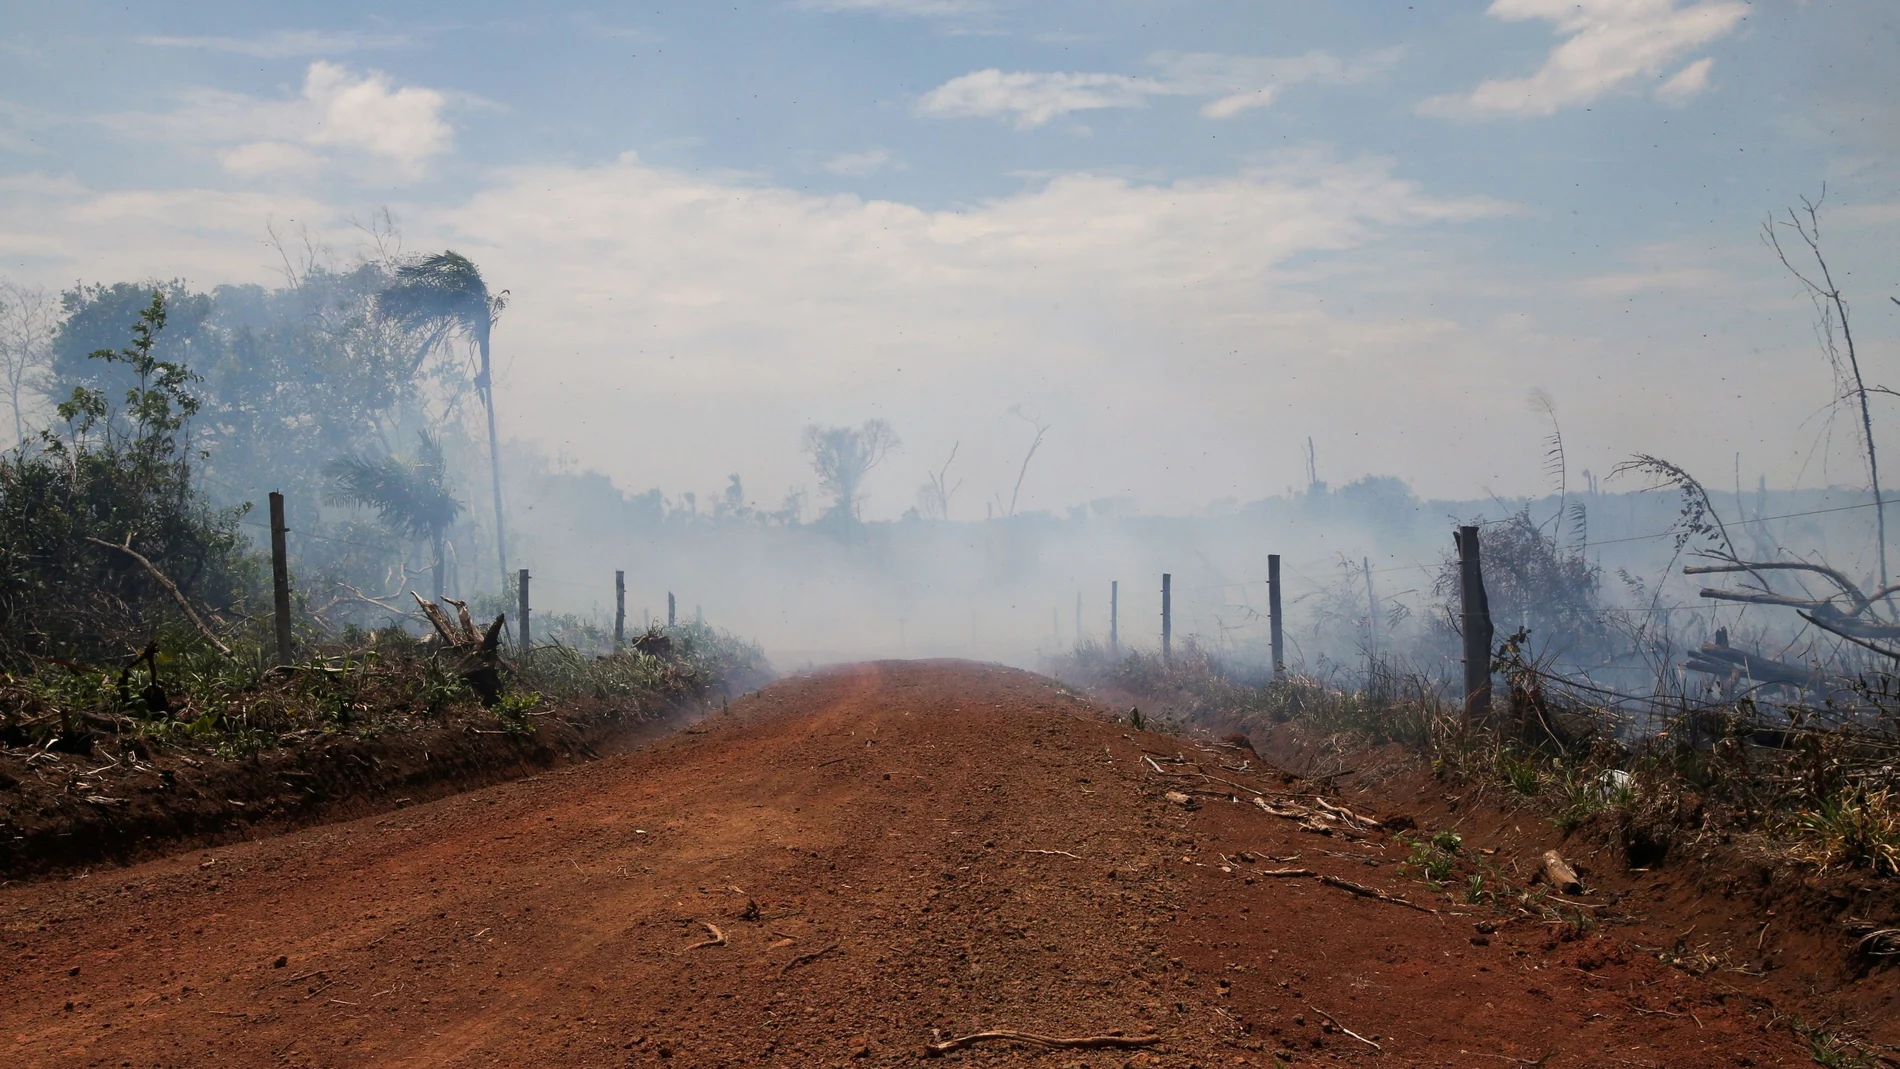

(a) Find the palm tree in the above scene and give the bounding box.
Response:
[377,252,509,589]
[325,432,464,599]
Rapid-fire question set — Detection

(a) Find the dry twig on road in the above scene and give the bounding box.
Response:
[778,942,838,976]
[924,1030,1161,1056]
[1310,1006,1381,1051]
[1321,874,1437,913]
[683,921,726,951]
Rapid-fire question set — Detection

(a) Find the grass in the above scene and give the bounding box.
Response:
[1047,637,1900,884]
[1793,1020,1874,1068]
[1400,830,1461,885]
[1787,786,1900,878]
[0,615,771,762]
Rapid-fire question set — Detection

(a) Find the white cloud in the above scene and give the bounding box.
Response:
[1578,265,1723,295]
[1419,0,1745,119]
[1834,201,1900,227]
[918,49,1401,128]
[917,70,1162,128]
[103,61,453,181]
[1655,56,1715,103]
[823,147,905,175]
[794,0,991,16]
[301,61,451,171]
[411,150,1514,514]
[218,140,325,178]
[0,149,1838,531]
[135,30,410,57]
[0,172,340,281]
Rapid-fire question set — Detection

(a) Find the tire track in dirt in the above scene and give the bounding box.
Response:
[2,660,1813,1066]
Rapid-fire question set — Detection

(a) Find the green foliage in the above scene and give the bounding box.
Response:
[0,291,258,664]
[376,251,506,380]
[1792,1020,1874,1069]
[324,431,462,538]
[1434,507,1611,662]
[1499,751,1542,796]
[1788,786,1900,877]
[1401,832,1459,884]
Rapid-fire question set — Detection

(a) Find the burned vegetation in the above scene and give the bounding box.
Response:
[0,276,768,876]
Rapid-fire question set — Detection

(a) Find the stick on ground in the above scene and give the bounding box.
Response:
[683,921,726,951]
[778,942,838,976]
[924,1030,1161,1057]
[1320,874,1437,913]
[1310,1007,1381,1051]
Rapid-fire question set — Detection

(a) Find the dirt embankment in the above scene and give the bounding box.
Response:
[0,691,737,880]
[0,661,1883,1067]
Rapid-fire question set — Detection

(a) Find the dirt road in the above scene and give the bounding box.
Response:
[3,661,1816,1066]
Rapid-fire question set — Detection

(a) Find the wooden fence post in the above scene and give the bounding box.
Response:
[1268,554,1284,677]
[1110,580,1119,653]
[1363,557,1379,658]
[668,592,676,628]
[519,568,532,655]
[269,491,293,667]
[1161,572,1172,665]
[1457,526,1493,726]
[614,570,626,649]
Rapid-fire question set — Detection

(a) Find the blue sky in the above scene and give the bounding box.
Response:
[2,0,1897,515]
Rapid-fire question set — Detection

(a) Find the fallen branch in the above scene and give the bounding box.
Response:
[1312,797,1375,829]
[1686,561,1873,614]
[683,921,726,951]
[1321,874,1436,913]
[924,1030,1160,1057]
[1018,849,1084,860]
[85,535,232,656]
[778,942,838,976]
[1310,1007,1380,1051]
[1255,868,1316,878]
[1797,611,1900,661]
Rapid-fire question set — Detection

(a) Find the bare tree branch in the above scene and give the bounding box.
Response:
[1004,407,1049,518]
[1765,189,1888,594]
[1797,610,1900,661]
[84,535,233,657]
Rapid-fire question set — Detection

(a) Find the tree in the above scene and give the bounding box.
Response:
[1,292,255,664]
[916,441,962,521]
[997,407,1049,518]
[0,281,58,446]
[377,252,508,588]
[802,420,899,523]
[1766,192,1886,593]
[324,431,464,598]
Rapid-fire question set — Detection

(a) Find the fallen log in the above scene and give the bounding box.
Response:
[1683,642,1816,688]
[1541,850,1583,895]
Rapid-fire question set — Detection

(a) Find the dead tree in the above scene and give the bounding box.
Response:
[918,441,962,520]
[999,407,1049,518]
[412,593,508,705]
[1766,191,1888,593]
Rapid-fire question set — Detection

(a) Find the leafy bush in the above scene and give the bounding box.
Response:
[0,292,258,665]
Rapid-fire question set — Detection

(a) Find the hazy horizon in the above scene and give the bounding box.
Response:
[3,1,1897,520]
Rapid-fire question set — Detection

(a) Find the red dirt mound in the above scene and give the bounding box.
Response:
[0,661,1842,1066]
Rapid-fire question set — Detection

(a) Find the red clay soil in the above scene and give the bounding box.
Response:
[0,660,1865,1067]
